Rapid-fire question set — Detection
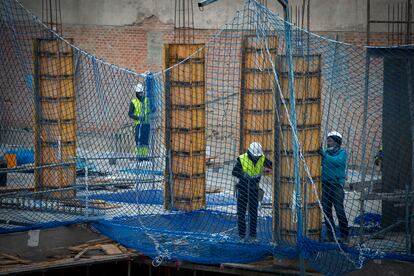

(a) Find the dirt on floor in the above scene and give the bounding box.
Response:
[348,259,414,276]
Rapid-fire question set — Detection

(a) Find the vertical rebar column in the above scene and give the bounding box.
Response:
[284,8,305,275]
[406,0,412,44]
[164,44,206,211]
[406,53,413,254]
[359,49,371,243]
[240,33,278,240]
[33,38,76,199]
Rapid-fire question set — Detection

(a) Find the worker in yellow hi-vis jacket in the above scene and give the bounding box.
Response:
[232,142,272,241]
[128,83,150,160]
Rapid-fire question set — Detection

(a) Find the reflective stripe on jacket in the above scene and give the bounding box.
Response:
[239,153,265,177]
[132,97,149,125]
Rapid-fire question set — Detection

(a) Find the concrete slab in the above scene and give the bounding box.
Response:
[0,224,103,262]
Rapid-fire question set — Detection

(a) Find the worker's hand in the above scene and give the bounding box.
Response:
[317,146,325,157]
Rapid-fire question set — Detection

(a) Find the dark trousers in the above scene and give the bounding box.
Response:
[135,123,150,160]
[237,181,259,238]
[322,181,349,240]
[135,123,150,147]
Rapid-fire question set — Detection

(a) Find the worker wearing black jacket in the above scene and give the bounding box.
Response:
[232,142,272,240]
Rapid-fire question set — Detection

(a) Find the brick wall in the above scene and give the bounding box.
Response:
[62,16,217,73]
[60,17,414,73]
[0,14,406,164]
[318,31,414,46]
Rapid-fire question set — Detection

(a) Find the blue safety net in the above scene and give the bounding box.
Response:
[1,0,414,275]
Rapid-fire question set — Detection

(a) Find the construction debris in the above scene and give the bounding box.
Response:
[0,253,31,265]
[0,237,137,274]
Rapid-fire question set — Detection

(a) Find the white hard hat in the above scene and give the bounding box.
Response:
[134,83,144,93]
[327,131,342,139]
[248,142,263,157]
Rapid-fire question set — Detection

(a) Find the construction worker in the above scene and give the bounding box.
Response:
[128,83,150,160]
[374,146,383,169]
[318,131,349,243]
[232,142,272,241]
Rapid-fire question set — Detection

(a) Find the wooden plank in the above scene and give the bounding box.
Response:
[73,248,89,260]
[117,245,129,254]
[0,253,32,264]
[100,244,122,255]
[0,260,21,265]
[69,244,100,252]
[223,258,320,275]
[68,238,112,252]
[0,253,137,275]
[206,187,221,194]
[348,179,381,192]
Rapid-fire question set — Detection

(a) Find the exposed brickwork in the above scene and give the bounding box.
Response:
[317,31,414,46]
[62,16,217,74]
[0,15,409,159]
[59,16,414,75]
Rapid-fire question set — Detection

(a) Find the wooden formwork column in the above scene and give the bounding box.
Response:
[276,54,322,243]
[240,35,279,239]
[164,44,206,211]
[240,35,278,157]
[33,38,76,198]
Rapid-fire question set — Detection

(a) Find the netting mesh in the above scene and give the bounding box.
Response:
[1,0,414,274]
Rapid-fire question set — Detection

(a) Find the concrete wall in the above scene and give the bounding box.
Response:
[20,0,404,32]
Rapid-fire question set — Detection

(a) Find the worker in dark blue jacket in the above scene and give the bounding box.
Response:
[318,131,349,242]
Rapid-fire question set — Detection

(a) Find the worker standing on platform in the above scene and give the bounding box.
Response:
[232,142,272,241]
[318,131,349,243]
[128,83,150,160]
